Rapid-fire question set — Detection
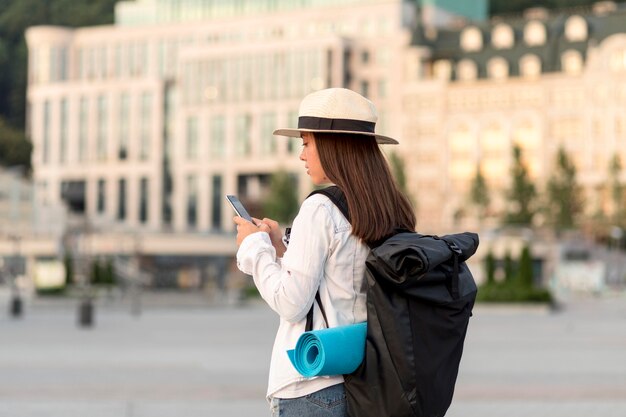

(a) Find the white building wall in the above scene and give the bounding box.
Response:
[26,0,413,235]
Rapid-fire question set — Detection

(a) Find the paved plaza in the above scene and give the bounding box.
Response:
[1,290,626,417]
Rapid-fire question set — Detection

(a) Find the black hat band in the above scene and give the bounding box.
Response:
[298,116,375,134]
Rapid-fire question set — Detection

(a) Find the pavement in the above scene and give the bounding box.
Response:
[1,289,626,417]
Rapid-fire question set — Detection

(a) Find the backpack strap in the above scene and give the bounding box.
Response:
[437,237,462,300]
[305,186,348,332]
[307,186,350,222]
[305,292,328,332]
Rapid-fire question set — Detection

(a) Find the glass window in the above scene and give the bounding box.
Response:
[209,115,226,159]
[487,57,509,80]
[433,60,452,80]
[79,97,88,162]
[187,174,198,228]
[211,175,222,230]
[260,112,277,155]
[59,98,68,163]
[50,46,58,82]
[97,179,106,213]
[77,48,85,80]
[137,42,147,76]
[157,41,166,77]
[140,92,152,160]
[235,114,252,156]
[492,23,514,50]
[524,21,547,46]
[378,80,388,98]
[480,123,508,181]
[97,95,108,161]
[87,47,96,79]
[98,45,107,79]
[449,125,475,180]
[362,50,370,64]
[565,15,587,42]
[119,93,130,160]
[114,44,122,77]
[457,59,478,81]
[287,110,299,154]
[562,50,583,75]
[139,177,148,223]
[361,80,369,98]
[186,116,199,160]
[59,46,68,81]
[43,100,50,164]
[520,54,542,78]
[29,47,38,85]
[127,43,135,77]
[460,26,483,52]
[117,178,126,220]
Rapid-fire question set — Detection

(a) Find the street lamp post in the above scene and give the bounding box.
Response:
[609,226,624,287]
[8,234,22,318]
[130,233,143,316]
[76,231,94,328]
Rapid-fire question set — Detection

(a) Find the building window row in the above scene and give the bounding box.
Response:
[435,50,584,82]
[36,92,154,166]
[182,49,327,105]
[183,110,300,161]
[95,177,150,224]
[460,15,588,52]
[31,38,184,85]
[183,173,226,231]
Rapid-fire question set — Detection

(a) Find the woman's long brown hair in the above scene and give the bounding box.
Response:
[314,132,416,244]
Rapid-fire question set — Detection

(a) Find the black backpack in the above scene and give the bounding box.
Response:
[306,186,479,417]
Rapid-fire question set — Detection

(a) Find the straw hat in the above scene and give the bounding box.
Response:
[273,88,398,145]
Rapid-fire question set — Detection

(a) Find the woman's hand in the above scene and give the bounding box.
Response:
[233,217,269,246]
[260,217,287,258]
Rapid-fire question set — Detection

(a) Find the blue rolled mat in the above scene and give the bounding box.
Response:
[287,322,367,378]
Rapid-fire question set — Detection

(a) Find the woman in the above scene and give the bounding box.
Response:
[234,88,415,417]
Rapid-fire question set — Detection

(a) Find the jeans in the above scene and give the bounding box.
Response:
[270,383,347,417]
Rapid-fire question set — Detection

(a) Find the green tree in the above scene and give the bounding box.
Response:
[389,152,408,193]
[388,151,416,207]
[90,259,101,285]
[484,250,496,285]
[262,170,300,224]
[470,163,490,220]
[503,251,515,283]
[0,116,32,169]
[517,245,533,288]
[609,153,625,227]
[64,252,74,285]
[547,146,583,230]
[0,0,117,165]
[504,144,537,227]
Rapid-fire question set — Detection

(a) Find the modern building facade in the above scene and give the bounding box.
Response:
[24,0,626,242]
[25,0,426,239]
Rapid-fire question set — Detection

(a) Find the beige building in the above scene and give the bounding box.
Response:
[403,2,626,233]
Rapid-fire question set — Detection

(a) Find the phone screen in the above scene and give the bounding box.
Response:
[226,195,254,222]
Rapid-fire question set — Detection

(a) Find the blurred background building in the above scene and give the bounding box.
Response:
[7,0,626,291]
[407,1,626,231]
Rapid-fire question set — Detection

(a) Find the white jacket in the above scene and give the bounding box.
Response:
[236,193,369,401]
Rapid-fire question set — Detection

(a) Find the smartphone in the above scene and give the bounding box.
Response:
[226,195,254,223]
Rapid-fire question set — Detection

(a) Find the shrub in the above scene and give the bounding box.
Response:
[477,245,553,304]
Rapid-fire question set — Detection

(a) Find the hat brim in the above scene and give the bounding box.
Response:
[273,128,399,145]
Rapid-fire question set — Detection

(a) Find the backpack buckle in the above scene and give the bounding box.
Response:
[445,240,462,255]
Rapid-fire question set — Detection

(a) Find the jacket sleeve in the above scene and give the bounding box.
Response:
[237,198,333,322]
